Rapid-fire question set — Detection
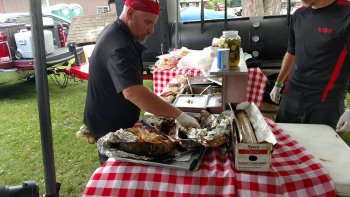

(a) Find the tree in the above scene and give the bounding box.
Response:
[207,0,232,10]
[241,0,282,16]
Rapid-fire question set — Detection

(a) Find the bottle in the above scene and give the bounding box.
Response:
[219,30,241,68]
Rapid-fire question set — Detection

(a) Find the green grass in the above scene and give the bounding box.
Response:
[0,77,349,196]
[0,78,97,196]
[0,77,154,196]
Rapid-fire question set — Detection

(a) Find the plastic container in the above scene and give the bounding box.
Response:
[219,30,241,68]
[14,29,54,59]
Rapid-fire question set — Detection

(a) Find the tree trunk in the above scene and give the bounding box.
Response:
[241,0,264,17]
[241,0,282,16]
[264,0,282,15]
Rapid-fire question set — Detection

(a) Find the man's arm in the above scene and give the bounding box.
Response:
[276,52,295,84]
[123,85,182,118]
[123,85,200,128]
[270,52,295,104]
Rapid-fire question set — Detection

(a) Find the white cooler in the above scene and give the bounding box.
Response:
[14,29,54,59]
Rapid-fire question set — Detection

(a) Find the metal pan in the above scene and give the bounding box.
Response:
[173,94,208,113]
[112,147,207,171]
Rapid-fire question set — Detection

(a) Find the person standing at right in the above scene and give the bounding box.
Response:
[270,0,350,131]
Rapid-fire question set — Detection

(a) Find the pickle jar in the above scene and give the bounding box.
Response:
[219,30,241,68]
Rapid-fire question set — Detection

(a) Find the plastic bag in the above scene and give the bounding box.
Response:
[177,47,215,76]
[155,53,177,70]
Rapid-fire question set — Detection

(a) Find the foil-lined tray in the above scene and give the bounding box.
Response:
[105,147,207,171]
[97,123,207,171]
[98,109,234,171]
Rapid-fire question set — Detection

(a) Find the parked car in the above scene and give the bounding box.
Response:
[0,12,71,50]
[180,7,235,22]
[214,3,225,11]
[0,12,71,34]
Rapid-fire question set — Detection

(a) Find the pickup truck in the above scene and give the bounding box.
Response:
[0,15,79,85]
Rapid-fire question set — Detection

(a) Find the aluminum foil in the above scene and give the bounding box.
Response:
[178,110,234,147]
[236,102,277,145]
[97,129,156,160]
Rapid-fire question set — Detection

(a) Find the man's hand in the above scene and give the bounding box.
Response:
[336,109,350,132]
[270,85,282,104]
[175,112,200,128]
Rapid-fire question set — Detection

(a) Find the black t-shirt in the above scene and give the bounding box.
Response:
[286,0,350,102]
[84,19,145,138]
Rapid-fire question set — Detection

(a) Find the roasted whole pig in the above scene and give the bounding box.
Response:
[98,126,176,159]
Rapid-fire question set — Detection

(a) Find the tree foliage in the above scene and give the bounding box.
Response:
[206,0,281,16]
[207,0,232,10]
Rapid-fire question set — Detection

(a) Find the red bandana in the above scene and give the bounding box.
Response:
[124,0,160,15]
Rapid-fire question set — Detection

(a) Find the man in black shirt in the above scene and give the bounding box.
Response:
[84,0,200,164]
[270,0,350,131]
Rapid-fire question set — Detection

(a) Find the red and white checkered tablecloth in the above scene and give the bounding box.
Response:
[153,67,203,95]
[247,67,267,108]
[83,119,336,197]
[153,67,267,108]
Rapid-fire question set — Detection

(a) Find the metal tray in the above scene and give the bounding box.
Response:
[189,75,215,85]
[207,94,222,114]
[112,147,207,171]
[173,94,208,113]
[181,84,222,95]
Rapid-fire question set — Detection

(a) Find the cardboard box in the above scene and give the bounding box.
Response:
[234,143,273,172]
[229,102,276,172]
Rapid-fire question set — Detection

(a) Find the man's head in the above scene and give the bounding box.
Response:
[119,0,160,44]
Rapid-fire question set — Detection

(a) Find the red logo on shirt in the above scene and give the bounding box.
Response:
[318,27,334,34]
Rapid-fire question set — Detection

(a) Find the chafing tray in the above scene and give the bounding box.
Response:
[175,84,223,113]
[111,147,207,171]
[189,75,215,85]
[207,94,222,114]
[173,94,208,113]
[182,84,221,95]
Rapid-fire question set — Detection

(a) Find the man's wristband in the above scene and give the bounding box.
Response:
[275,81,284,88]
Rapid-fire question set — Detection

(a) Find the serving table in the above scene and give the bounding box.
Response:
[83,119,336,197]
[278,123,350,196]
[83,64,339,196]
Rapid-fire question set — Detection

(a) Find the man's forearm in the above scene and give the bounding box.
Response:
[123,85,182,119]
[276,52,295,83]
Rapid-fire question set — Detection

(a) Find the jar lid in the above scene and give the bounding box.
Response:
[222,30,238,36]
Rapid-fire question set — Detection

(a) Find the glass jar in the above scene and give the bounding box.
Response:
[219,30,241,68]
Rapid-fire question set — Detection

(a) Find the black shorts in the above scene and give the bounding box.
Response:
[276,96,345,129]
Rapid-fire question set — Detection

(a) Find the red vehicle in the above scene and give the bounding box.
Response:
[0,27,34,84]
[214,3,225,11]
[0,22,86,85]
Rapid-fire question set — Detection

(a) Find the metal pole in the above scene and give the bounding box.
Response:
[29,0,58,196]
[287,0,291,28]
[115,0,124,16]
[200,0,204,33]
[175,0,179,49]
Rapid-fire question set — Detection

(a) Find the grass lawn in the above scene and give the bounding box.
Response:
[0,77,349,196]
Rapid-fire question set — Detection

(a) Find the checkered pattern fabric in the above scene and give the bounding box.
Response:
[153,67,267,108]
[83,119,336,197]
[234,119,336,197]
[153,67,202,95]
[247,68,267,108]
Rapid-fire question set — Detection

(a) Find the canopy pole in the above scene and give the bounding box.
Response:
[175,0,179,49]
[29,0,59,196]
